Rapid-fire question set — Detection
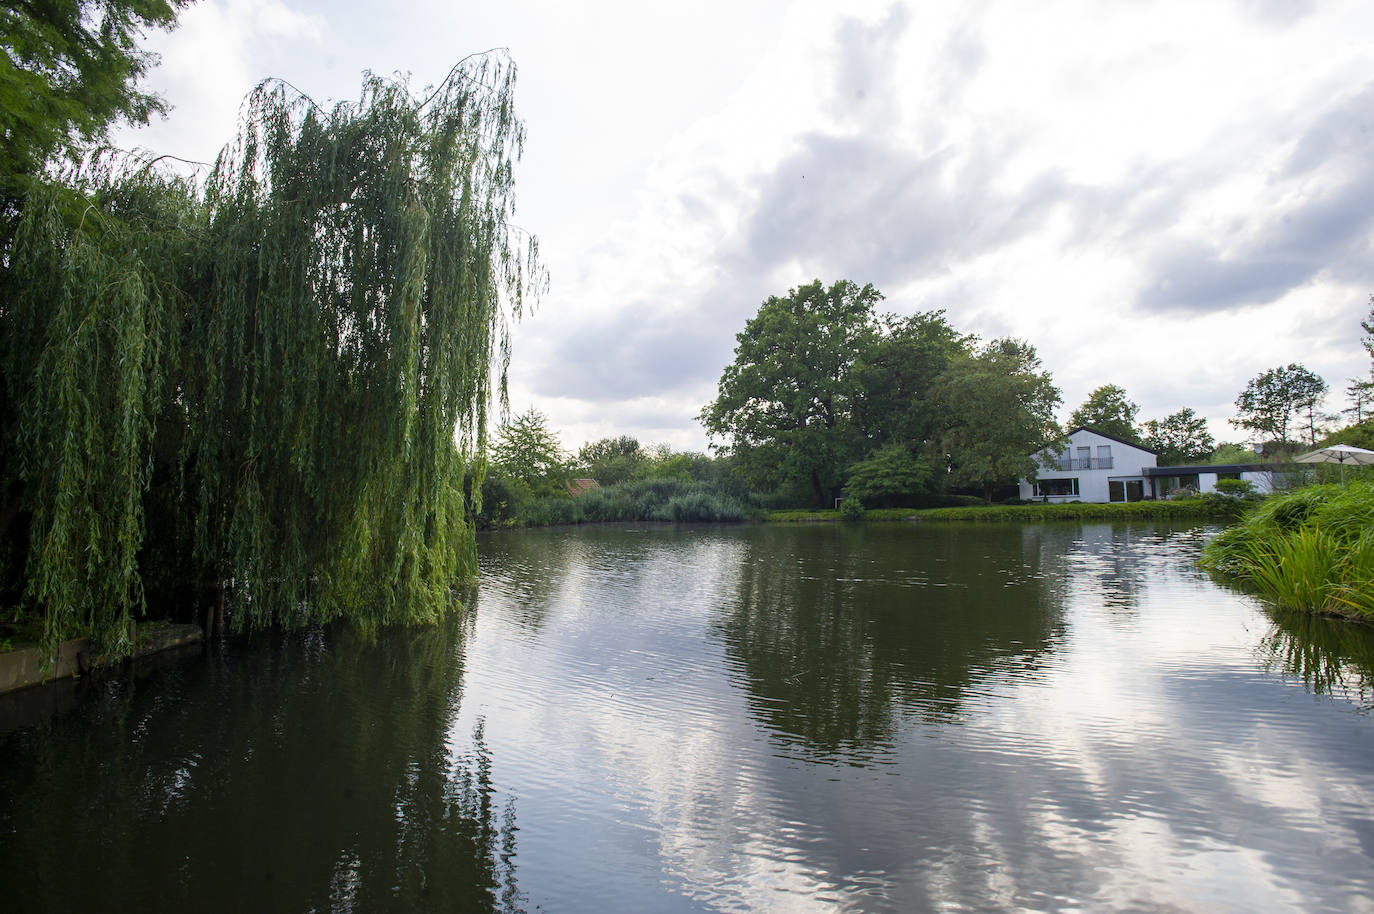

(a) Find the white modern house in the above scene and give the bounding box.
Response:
[1020,428,1158,503]
[1020,427,1290,503]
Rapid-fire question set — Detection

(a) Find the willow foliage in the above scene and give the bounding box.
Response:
[4,172,191,653]
[1,53,542,655]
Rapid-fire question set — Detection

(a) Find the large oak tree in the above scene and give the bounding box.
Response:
[701,279,881,504]
[850,310,969,447]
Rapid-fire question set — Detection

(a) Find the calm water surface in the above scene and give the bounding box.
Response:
[2,522,1373,913]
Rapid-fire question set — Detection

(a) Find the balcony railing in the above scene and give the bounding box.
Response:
[1044,457,1114,471]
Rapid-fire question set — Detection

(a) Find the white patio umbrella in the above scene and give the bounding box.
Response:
[1295,443,1374,482]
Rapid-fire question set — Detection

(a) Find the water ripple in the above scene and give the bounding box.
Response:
[462,523,1374,912]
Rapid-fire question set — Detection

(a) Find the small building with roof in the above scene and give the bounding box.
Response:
[1142,463,1285,497]
[566,478,600,497]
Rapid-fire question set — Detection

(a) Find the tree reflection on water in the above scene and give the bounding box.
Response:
[717,523,1067,761]
[0,611,522,913]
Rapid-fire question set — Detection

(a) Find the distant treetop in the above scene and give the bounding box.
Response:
[1068,384,1141,444]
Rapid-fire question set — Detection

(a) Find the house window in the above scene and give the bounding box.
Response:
[1110,480,1144,502]
[1034,478,1079,497]
[1097,445,1112,469]
[1076,446,1091,468]
[1159,474,1201,496]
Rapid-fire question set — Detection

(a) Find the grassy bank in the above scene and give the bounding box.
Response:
[1200,483,1374,622]
[491,489,1243,529]
[767,498,1242,524]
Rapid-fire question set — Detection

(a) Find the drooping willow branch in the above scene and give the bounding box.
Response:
[1,51,544,656]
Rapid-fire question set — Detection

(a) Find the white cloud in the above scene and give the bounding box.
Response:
[115,0,1374,451]
[115,0,326,164]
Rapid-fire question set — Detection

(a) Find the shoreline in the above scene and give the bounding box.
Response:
[0,623,204,697]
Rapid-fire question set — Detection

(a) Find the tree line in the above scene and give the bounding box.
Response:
[494,281,1373,522]
[481,278,1069,521]
[696,279,1374,507]
[700,280,1063,505]
[477,409,747,527]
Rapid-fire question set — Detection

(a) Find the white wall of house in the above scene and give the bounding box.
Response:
[1018,428,1159,503]
[1156,468,1278,496]
[1240,470,1277,494]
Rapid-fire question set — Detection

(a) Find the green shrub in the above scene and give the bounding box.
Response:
[524,496,579,527]
[576,487,631,523]
[1198,491,1249,520]
[844,444,933,507]
[657,491,748,523]
[477,473,529,528]
[839,497,866,521]
[628,477,690,502]
[496,476,751,527]
[1214,478,1256,498]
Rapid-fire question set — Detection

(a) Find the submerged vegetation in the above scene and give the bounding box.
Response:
[1201,484,1374,622]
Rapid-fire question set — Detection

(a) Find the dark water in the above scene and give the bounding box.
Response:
[2,523,1372,913]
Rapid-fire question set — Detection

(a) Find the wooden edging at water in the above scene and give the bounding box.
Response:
[0,624,204,696]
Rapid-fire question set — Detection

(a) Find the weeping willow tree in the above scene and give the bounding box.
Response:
[2,168,194,655]
[0,52,542,656]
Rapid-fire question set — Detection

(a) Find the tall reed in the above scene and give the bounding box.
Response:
[1200,483,1374,622]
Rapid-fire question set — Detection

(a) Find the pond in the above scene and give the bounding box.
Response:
[2,522,1372,912]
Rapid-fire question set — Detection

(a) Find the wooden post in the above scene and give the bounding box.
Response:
[215,585,226,638]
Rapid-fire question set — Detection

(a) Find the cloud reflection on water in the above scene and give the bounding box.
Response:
[467,523,1374,912]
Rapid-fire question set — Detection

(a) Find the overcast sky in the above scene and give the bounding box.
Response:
[115,0,1374,453]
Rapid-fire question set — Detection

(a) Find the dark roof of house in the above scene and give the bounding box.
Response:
[1142,463,1297,477]
[566,478,600,496]
[1064,426,1158,454]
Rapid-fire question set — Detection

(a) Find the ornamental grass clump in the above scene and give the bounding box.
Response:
[1200,483,1374,621]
